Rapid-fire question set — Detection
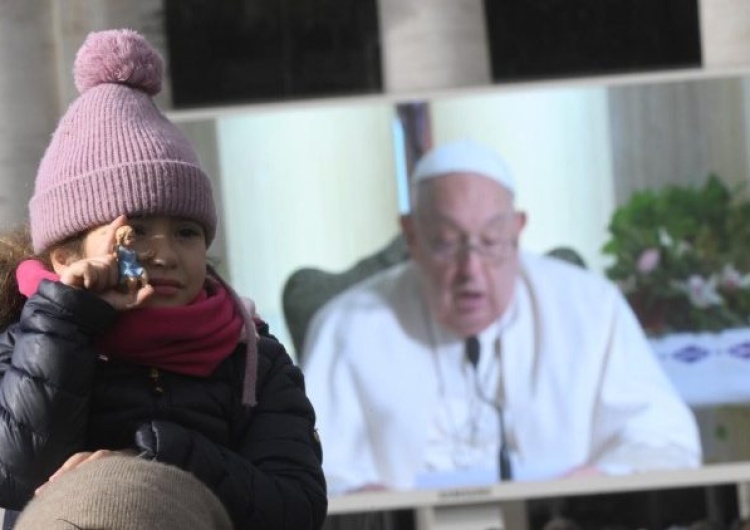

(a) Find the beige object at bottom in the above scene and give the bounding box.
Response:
[15,456,232,530]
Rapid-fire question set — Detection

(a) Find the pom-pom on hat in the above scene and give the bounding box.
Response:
[411,139,516,194]
[29,28,217,253]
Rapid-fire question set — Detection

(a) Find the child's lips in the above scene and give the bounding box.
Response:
[149,279,182,296]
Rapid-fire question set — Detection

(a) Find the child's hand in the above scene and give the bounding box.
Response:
[85,214,130,256]
[58,254,153,310]
[57,215,154,310]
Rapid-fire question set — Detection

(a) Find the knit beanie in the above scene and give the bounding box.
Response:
[29,29,217,253]
[15,457,233,530]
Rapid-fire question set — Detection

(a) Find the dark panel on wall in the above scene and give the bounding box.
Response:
[484,0,702,82]
[165,0,382,108]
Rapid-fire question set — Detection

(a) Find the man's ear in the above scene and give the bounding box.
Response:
[514,210,528,233]
[49,247,74,275]
[399,214,418,250]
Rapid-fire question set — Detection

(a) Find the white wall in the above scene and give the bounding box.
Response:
[215,102,400,355]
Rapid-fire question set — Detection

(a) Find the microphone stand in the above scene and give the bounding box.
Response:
[466,337,512,481]
[495,405,512,481]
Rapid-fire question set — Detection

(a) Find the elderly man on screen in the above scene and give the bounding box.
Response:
[302,139,701,495]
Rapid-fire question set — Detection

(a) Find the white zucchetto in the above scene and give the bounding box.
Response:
[411,139,516,194]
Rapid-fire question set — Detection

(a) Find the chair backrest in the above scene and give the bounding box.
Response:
[282,235,410,355]
[282,238,587,357]
[546,246,587,269]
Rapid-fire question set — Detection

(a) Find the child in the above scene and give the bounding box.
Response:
[0,29,327,529]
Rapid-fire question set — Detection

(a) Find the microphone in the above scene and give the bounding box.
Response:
[466,335,480,367]
[465,336,512,481]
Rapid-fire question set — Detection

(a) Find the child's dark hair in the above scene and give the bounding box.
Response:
[0,226,36,331]
[0,226,81,332]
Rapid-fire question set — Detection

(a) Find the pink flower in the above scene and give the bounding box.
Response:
[720,264,750,291]
[637,248,660,274]
[672,275,723,308]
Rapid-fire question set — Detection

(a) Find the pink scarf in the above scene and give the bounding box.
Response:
[16,260,257,404]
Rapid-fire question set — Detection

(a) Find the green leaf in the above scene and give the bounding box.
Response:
[603,175,750,335]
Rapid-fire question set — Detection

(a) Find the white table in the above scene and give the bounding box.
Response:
[328,462,750,530]
[651,328,750,407]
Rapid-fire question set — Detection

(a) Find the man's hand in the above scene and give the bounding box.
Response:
[35,448,138,495]
[561,465,602,478]
[348,483,388,493]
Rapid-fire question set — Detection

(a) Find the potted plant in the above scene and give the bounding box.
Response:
[602,175,750,408]
[603,174,750,336]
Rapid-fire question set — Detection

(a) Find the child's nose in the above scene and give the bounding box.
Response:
[143,235,177,266]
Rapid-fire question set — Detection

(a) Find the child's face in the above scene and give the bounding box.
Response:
[86,215,208,308]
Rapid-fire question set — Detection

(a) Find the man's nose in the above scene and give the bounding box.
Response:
[456,243,484,273]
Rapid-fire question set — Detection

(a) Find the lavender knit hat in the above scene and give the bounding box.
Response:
[29,29,217,253]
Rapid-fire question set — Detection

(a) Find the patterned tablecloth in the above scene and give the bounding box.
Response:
[651,327,750,407]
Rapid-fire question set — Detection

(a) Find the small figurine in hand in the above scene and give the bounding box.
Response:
[114,225,151,294]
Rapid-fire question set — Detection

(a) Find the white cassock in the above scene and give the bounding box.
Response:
[302,252,701,495]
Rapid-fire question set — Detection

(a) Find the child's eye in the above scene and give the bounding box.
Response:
[130,225,147,237]
[177,226,202,239]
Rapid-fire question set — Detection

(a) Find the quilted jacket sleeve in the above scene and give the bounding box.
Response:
[134,335,328,529]
[0,280,117,509]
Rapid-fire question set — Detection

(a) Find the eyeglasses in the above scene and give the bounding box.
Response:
[416,213,518,264]
[426,237,516,264]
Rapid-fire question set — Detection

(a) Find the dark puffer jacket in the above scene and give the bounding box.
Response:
[0,280,327,529]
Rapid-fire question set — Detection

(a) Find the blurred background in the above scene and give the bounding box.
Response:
[1,0,748,359]
[1,1,750,528]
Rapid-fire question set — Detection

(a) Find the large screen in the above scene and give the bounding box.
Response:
[171,70,750,528]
